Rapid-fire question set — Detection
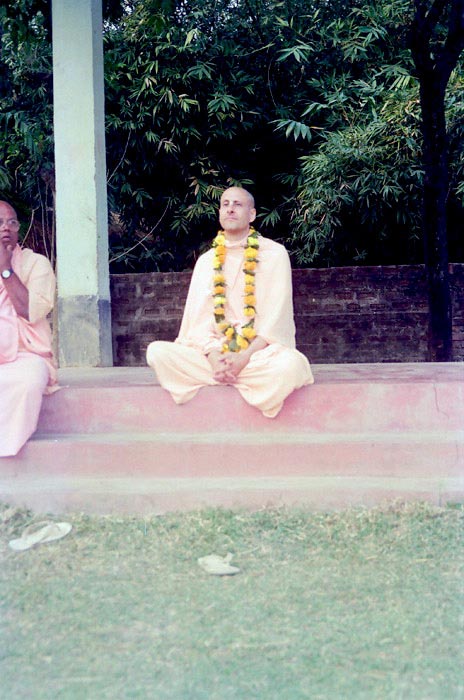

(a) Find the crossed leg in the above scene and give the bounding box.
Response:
[147,340,313,417]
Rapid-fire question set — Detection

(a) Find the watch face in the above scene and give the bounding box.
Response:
[1,269,12,279]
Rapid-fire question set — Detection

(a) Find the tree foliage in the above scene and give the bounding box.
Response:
[0,0,463,272]
[0,0,55,260]
[276,0,464,266]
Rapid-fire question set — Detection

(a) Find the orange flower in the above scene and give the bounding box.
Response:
[213,229,260,353]
[242,327,256,340]
[244,247,257,259]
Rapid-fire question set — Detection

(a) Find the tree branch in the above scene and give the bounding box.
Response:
[413,0,448,43]
[437,0,464,82]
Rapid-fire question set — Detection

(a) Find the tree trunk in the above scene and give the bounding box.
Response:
[409,0,463,362]
[419,75,453,361]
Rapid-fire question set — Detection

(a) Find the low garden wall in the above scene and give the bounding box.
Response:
[110,264,464,365]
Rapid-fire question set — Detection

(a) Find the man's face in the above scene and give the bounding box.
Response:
[219,187,256,237]
[0,202,19,249]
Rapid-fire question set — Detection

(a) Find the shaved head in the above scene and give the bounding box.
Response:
[219,187,256,240]
[221,187,255,208]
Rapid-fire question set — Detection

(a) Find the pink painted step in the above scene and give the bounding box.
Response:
[1,363,463,514]
[3,431,463,478]
[36,363,464,434]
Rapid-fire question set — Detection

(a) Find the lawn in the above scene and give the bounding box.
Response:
[1,501,463,700]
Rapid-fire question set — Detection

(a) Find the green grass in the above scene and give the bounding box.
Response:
[1,501,463,700]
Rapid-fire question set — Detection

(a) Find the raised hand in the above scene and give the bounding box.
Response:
[0,241,13,271]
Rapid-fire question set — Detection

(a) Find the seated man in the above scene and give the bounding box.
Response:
[0,200,57,457]
[147,186,314,417]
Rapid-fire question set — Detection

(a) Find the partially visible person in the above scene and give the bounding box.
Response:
[147,186,314,417]
[0,200,58,457]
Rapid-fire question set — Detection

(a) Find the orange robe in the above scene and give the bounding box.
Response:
[147,234,314,417]
[0,246,57,456]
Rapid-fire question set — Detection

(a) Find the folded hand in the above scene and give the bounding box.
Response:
[208,350,249,384]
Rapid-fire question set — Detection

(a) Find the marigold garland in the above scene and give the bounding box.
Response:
[212,227,259,352]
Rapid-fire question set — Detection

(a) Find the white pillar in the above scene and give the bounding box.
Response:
[52,0,112,366]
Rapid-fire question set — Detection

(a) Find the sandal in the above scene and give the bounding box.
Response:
[197,552,240,576]
[8,520,72,551]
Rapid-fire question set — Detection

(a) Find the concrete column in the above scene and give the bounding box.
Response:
[52,0,112,366]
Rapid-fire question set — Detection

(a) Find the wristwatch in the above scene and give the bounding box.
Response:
[1,268,13,280]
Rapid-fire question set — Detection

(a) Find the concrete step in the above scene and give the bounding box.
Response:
[2,363,463,514]
[36,363,464,434]
[3,474,461,515]
[3,430,463,477]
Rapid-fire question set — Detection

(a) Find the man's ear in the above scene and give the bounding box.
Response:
[249,208,256,223]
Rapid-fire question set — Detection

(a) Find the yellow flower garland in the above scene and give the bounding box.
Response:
[212,227,259,352]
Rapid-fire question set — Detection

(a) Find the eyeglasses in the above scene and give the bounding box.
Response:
[0,219,20,230]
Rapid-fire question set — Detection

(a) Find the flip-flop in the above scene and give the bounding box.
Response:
[197,552,240,576]
[8,521,72,551]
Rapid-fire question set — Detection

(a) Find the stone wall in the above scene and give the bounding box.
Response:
[110,264,464,365]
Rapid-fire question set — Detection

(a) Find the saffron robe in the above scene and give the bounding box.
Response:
[147,234,314,417]
[0,246,57,456]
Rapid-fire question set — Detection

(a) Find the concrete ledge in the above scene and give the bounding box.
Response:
[3,476,462,516]
[2,363,463,514]
[36,362,464,434]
